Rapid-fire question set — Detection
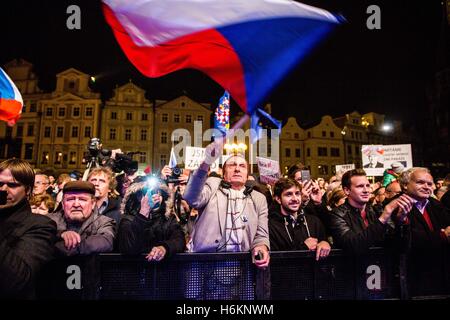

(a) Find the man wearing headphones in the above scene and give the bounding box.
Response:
[183,139,270,269]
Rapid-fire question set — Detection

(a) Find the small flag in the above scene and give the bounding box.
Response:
[214,91,230,137]
[0,67,23,126]
[169,147,177,168]
[250,108,282,144]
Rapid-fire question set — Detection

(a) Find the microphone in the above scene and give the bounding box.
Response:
[244,181,256,196]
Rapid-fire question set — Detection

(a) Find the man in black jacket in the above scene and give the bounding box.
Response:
[327,169,414,254]
[269,178,330,260]
[117,179,185,261]
[399,167,450,295]
[0,159,56,299]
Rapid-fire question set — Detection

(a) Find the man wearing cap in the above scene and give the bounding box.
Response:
[48,181,116,256]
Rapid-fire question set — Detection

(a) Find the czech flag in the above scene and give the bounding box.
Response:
[0,67,23,125]
[103,0,341,115]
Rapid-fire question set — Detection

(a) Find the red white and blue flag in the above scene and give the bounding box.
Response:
[214,91,230,136]
[103,0,341,115]
[0,67,23,125]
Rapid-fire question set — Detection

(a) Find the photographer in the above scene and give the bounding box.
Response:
[117,176,185,261]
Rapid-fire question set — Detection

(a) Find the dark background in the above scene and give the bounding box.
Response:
[0,0,445,126]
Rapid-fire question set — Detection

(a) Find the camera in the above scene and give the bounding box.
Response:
[86,138,112,165]
[111,153,138,175]
[166,166,183,184]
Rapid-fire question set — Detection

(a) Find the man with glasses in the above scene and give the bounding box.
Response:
[0,159,56,298]
[33,173,50,196]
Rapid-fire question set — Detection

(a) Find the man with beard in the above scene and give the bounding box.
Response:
[269,178,330,260]
[48,181,115,256]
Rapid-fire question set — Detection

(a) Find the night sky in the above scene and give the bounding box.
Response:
[0,0,445,127]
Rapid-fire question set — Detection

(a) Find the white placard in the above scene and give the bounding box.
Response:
[361,144,413,176]
[335,164,355,176]
[256,156,280,185]
[184,146,224,171]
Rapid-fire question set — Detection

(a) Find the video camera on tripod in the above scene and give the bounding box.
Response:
[84,138,140,177]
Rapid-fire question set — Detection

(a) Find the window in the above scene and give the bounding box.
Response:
[307,132,311,138]
[73,107,80,117]
[351,132,355,139]
[162,113,168,122]
[109,128,116,140]
[160,154,167,167]
[294,133,299,139]
[186,115,192,123]
[111,112,117,120]
[295,148,301,158]
[197,115,204,122]
[330,131,335,138]
[355,146,360,155]
[44,127,51,138]
[126,112,132,120]
[68,81,75,89]
[24,144,33,160]
[69,152,77,165]
[347,145,352,155]
[71,126,78,138]
[55,152,63,165]
[318,147,327,157]
[307,148,310,157]
[174,114,180,123]
[42,152,49,164]
[285,148,291,157]
[172,132,180,143]
[5,127,12,138]
[125,129,132,141]
[331,148,340,157]
[29,102,37,112]
[22,105,26,113]
[46,107,53,117]
[139,153,146,163]
[322,131,326,137]
[57,127,63,138]
[86,107,93,117]
[318,165,329,175]
[141,129,147,141]
[161,132,168,144]
[58,107,65,117]
[141,113,148,121]
[84,126,91,138]
[16,125,23,137]
[27,124,34,136]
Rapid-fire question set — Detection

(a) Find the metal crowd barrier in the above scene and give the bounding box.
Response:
[36,248,449,300]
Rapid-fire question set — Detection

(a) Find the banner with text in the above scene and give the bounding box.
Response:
[256,156,280,185]
[361,144,412,176]
[335,164,355,177]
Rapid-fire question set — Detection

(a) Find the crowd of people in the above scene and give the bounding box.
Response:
[0,138,449,299]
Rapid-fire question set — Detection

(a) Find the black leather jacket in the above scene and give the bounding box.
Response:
[327,199,393,254]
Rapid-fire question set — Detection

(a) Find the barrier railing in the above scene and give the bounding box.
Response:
[36,248,449,300]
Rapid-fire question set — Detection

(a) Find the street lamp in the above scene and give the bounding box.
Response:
[382,123,392,132]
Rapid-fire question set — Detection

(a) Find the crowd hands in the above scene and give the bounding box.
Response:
[1,138,450,298]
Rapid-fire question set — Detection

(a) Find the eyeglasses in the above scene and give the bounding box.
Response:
[0,181,23,188]
[35,181,49,186]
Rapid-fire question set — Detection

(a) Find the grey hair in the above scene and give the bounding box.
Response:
[399,167,431,187]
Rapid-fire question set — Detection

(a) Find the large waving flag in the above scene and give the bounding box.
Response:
[251,108,282,144]
[213,91,230,137]
[0,68,23,125]
[103,0,341,115]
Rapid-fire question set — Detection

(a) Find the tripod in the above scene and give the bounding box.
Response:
[82,157,100,181]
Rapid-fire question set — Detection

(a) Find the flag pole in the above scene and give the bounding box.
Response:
[249,115,254,174]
